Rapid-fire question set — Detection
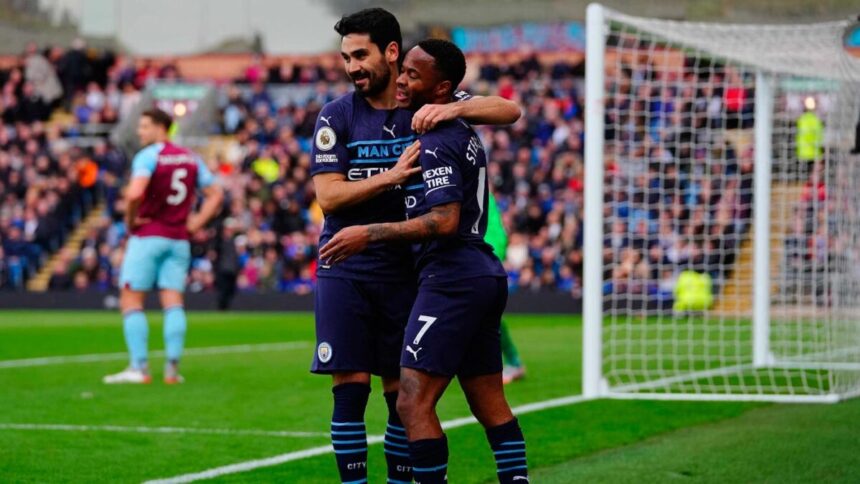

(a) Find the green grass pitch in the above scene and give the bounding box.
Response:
[1,310,858,483]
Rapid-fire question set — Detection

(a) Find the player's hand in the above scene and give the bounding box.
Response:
[412,103,459,134]
[383,140,421,187]
[319,225,370,264]
[126,216,151,230]
[187,214,205,234]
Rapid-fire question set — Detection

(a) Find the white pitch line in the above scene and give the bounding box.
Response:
[143,393,590,484]
[0,423,330,439]
[0,342,310,369]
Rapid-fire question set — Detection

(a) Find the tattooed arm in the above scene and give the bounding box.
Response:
[319,202,460,264]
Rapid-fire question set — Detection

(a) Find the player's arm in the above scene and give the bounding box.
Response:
[320,202,460,264]
[314,140,421,213]
[124,148,157,230]
[188,158,224,233]
[321,137,464,263]
[412,94,521,133]
[310,103,422,213]
[188,184,223,233]
[124,177,150,229]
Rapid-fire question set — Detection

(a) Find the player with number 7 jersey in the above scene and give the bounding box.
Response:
[104,108,223,386]
[320,39,527,484]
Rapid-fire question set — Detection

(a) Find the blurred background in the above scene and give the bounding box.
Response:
[0,0,856,307]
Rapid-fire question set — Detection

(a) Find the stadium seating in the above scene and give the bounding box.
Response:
[3,46,757,301]
[0,41,141,290]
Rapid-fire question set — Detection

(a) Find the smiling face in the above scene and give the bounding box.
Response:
[395,46,450,111]
[340,33,397,99]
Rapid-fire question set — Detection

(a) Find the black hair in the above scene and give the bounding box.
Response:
[141,108,173,131]
[334,8,402,54]
[416,39,467,94]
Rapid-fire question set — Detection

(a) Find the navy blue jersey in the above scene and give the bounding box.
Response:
[405,119,506,283]
[311,92,416,282]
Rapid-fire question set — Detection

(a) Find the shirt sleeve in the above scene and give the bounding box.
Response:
[130,145,158,178]
[310,102,350,176]
[196,156,215,189]
[419,135,463,208]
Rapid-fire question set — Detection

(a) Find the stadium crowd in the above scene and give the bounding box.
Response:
[601,58,755,302]
[3,44,765,303]
[189,52,590,298]
[202,51,758,300]
[0,40,151,290]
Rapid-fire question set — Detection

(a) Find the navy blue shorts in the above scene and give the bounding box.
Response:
[311,277,416,378]
[400,276,508,378]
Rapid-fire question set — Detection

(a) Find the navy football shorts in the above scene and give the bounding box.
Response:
[311,277,416,378]
[400,276,508,378]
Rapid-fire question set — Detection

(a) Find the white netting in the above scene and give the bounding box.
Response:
[592,6,860,401]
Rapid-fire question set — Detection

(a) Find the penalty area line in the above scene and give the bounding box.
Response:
[143,394,589,484]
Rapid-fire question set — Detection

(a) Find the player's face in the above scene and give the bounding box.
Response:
[395,47,446,110]
[340,33,394,98]
[137,116,157,146]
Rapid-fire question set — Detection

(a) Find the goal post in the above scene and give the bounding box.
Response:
[583,3,860,403]
[582,2,606,399]
[752,69,774,369]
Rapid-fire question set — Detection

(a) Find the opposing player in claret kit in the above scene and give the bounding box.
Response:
[103,108,223,385]
[309,8,520,484]
[321,39,528,484]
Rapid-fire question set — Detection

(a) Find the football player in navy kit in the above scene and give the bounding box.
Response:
[321,39,528,484]
[310,9,520,483]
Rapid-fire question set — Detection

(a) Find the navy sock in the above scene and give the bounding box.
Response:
[486,418,528,483]
[331,383,370,483]
[383,391,412,483]
[409,436,448,483]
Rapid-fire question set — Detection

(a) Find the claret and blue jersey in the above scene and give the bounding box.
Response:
[120,141,214,292]
[130,141,215,241]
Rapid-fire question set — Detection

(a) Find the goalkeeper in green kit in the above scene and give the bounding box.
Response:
[485,193,526,384]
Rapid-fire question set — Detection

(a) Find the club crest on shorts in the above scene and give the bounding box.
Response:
[315,126,336,151]
[317,342,333,363]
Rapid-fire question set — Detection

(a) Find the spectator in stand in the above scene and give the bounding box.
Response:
[24,42,63,111]
[244,55,267,84]
[214,218,240,310]
[48,251,73,290]
[57,38,90,104]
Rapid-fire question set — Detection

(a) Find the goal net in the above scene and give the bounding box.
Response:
[582,4,860,402]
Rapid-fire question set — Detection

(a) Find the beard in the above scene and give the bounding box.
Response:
[351,65,391,99]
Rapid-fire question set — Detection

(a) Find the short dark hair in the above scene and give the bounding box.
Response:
[334,8,402,54]
[141,108,172,131]
[416,39,467,94]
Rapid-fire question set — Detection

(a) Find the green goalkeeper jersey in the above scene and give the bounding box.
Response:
[485,194,508,262]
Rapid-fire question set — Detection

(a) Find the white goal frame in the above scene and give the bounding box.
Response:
[582,3,860,403]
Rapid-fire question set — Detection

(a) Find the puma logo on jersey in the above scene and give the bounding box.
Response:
[382,124,396,138]
[512,477,529,482]
[424,147,439,159]
[319,115,332,126]
[405,345,422,361]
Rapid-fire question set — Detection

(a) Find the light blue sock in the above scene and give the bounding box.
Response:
[123,310,149,369]
[163,305,187,363]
